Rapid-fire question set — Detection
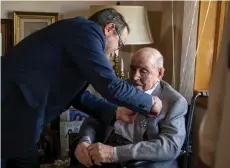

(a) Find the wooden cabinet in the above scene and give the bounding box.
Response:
[1,19,13,55]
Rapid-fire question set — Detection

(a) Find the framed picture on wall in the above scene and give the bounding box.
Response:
[13,11,59,45]
[1,19,13,56]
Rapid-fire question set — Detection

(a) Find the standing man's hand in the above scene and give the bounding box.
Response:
[116,107,138,123]
[74,141,93,167]
[88,142,115,165]
[149,96,162,118]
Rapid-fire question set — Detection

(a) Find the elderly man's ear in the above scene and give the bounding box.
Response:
[158,68,165,80]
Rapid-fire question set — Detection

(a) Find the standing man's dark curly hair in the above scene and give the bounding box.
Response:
[88,8,130,35]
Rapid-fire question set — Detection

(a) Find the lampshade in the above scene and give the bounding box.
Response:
[90,5,153,45]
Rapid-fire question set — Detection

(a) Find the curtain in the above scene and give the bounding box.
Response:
[198,2,230,167]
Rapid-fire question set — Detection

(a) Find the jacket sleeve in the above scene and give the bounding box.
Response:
[65,20,152,117]
[115,98,187,162]
[71,116,107,151]
[71,90,118,126]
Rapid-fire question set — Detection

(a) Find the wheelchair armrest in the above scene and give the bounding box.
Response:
[179,146,192,156]
[179,150,187,156]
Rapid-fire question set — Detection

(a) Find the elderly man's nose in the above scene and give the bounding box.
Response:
[132,71,140,80]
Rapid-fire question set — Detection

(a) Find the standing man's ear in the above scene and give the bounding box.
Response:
[103,23,116,36]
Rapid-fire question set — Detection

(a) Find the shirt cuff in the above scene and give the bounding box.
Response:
[113,147,119,162]
[79,136,92,144]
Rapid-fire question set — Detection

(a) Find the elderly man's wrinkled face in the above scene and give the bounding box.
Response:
[130,53,163,91]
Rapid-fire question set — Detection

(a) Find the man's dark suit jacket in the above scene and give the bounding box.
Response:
[1,17,153,158]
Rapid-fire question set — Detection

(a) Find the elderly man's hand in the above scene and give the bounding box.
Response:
[74,141,93,167]
[88,142,115,165]
[116,107,138,123]
[149,96,162,117]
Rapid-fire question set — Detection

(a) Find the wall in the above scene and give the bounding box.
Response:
[1,1,115,19]
[160,1,184,89]
[1,1,163,19]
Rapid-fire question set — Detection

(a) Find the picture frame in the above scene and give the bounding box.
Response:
[1,19,13,56]
[13,11,59,45]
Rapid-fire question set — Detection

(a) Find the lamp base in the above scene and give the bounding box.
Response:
[119,71,126,79]
[113,54,120,77]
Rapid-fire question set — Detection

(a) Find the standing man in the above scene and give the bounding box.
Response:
[1,8,161,168]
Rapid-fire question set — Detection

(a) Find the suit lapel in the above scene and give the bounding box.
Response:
[133,82,163,142]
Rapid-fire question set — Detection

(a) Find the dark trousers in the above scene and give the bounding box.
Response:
[74,161,178,168]
[1,82,46,168]
[1,156,39,168]
[72,163,122,168]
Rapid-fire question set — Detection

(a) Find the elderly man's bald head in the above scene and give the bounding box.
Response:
[130,47,164,91]
[132,47,164,68]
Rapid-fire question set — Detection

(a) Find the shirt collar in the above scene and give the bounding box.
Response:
[144,82,159,95]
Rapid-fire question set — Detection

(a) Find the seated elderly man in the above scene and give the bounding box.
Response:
[71,47,187,168]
